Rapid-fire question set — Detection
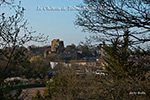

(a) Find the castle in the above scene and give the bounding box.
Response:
[27,39,106,60]
[51,39,64,53]
[26,39,107,75]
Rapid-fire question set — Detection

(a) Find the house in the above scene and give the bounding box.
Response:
[49,61,58,69]
[70,60,87,66]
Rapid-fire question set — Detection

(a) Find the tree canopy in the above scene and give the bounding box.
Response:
[75,0,150,45]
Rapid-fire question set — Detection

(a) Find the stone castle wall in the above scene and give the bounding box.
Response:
[51,39,64,53]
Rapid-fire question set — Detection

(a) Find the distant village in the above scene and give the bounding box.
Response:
[26,39,108,75]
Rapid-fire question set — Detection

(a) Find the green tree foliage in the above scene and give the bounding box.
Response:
[0,49,32,78]
[44,75,70,100]
[103,31,150,80]
[34,69,150,100]
[78,45,93,58]
[30,55,48,79]
[42,64,74,100]
[82,46,92,57]
[32,90,43,100]
[30,55,43,63]
[103,31,138,79]
[33,62,150,100]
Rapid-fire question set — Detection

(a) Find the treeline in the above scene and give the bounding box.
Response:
[32,31,150,100]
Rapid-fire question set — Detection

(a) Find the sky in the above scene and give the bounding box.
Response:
[0,0,90,47]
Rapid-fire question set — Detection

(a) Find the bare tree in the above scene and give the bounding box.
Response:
[0,0,14,5]
[75,0,150,45]
[0,1,48,99]
[0,1,48,81]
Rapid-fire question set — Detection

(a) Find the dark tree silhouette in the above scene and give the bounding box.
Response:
[0,0,14,5]
[0,1,48,99]
[75,0,150,45]
[0,4,48,78]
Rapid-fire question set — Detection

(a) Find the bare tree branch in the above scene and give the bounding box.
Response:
[0,1,48,80]
[75,0,150,44]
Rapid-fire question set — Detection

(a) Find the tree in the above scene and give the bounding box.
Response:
[101,30,150,80]
[0,1,48,78]
[32,90,43,100]
[30,55,48,79]
[35,64,150,100]
[0,1,48,99]
[75,0,150,45]
[82,45,92,57]
[0,0,13,5]
[103,31,135,79]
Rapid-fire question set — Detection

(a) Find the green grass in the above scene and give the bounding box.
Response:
[3,84,46,93]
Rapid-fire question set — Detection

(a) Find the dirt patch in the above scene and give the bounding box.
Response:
[19,87,45,100]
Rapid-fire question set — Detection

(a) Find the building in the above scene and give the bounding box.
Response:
[51,39,64,53]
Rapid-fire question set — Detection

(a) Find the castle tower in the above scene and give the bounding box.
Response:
[51,39,64,53]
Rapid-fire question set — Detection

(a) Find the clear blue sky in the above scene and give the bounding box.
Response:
[1,0,90,47]
[23,0,91,47]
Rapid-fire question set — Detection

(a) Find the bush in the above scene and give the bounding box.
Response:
[3,84,46,93]
[34,69,150,100]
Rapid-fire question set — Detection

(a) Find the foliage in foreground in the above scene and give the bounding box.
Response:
[33,70,150,100]
[33,31,150,100]
[103,31,149,80]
